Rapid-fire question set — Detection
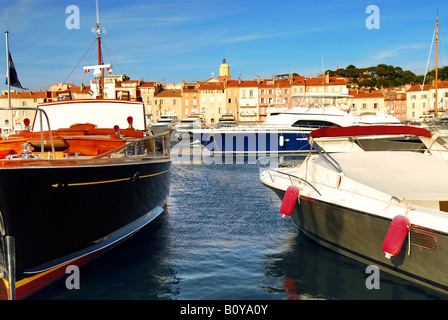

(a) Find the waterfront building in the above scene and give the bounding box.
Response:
[198,77,226,123]
[350,90,386,114]
[383,88,407,121]
[0,59,355,130]
[258,77,292,122]
[48,83,91,99]
[0,90,46,135]
[89,74,142,100]
[153,88,183,120]
[223,80,239,119]
[290,76,306,95]
[305,74,347,95]
[139,81,162,122]
[406,81,448,120]
[237,79,259,123]
[181,82,200,119]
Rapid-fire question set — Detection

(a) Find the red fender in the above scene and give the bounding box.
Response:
[280,185,300,216]
[382,215,410,259]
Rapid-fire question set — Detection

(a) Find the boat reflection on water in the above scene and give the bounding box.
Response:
[262,231,444,300]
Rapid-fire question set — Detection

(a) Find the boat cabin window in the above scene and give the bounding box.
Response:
[291,120,341,129]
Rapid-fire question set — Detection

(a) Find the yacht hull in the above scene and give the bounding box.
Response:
[195,131,310,154]
[0,158,171,299]
[266,187,448,296]
[196,130,425,154]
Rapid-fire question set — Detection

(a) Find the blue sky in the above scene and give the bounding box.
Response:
[0,0,447,91]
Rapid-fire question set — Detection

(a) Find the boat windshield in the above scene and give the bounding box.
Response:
[289,94,352,111]
[292,120,341,129]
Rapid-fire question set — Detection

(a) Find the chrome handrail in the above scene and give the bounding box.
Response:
[268,168,322,196]
[257,157,321,196]
[0,107,55,159]
[93,131,171,160]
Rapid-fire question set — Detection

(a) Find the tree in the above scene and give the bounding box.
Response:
[275,73,300,79]
[325,63,424,88]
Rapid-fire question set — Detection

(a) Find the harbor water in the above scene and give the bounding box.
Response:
[30,139,444,300]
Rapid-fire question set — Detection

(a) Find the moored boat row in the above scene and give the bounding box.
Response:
[191,93,404,154]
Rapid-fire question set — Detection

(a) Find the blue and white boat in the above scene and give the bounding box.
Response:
[192,94,401,154]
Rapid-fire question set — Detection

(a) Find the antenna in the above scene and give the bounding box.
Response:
[92,0,106,37]
[96,0,100,27]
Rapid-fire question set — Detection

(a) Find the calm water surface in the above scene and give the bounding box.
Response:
[31,142,444,300]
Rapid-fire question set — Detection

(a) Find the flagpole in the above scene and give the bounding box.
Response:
[5,31,10,109]
[5,31,14,134]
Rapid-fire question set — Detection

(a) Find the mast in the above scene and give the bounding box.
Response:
[435,14,439,118]
[94,0,104,98]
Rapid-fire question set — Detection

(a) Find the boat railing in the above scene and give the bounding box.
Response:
[0,107,56,159]
[257,157,322,196]
[199,123,314,132]
[94,131,171,160]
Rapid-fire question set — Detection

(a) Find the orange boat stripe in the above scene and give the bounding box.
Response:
[51,169,170,187]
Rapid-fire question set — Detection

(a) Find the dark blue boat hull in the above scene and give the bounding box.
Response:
[194,131,311,153]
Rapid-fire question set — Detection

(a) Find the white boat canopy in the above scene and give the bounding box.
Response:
[32,99,147,131]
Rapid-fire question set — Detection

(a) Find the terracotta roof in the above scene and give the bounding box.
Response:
[224,80,241,87]
[154,89,182,98]
[238,80,259,88]
[258,79,291,88]
[291,76,306,84]
[407,81,448,92]
[305,77,346,86]
[199,82,225,90]
[350,90,384,98]
[223,80,259,88]
[0,91,48,99]
[139,81,158,87]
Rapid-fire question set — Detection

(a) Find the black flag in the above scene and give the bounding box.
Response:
[6,51,25,90]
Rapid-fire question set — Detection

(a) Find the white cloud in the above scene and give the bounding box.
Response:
[372,43,428,60]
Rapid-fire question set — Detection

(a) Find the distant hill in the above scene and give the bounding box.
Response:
[325,64,448,89]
